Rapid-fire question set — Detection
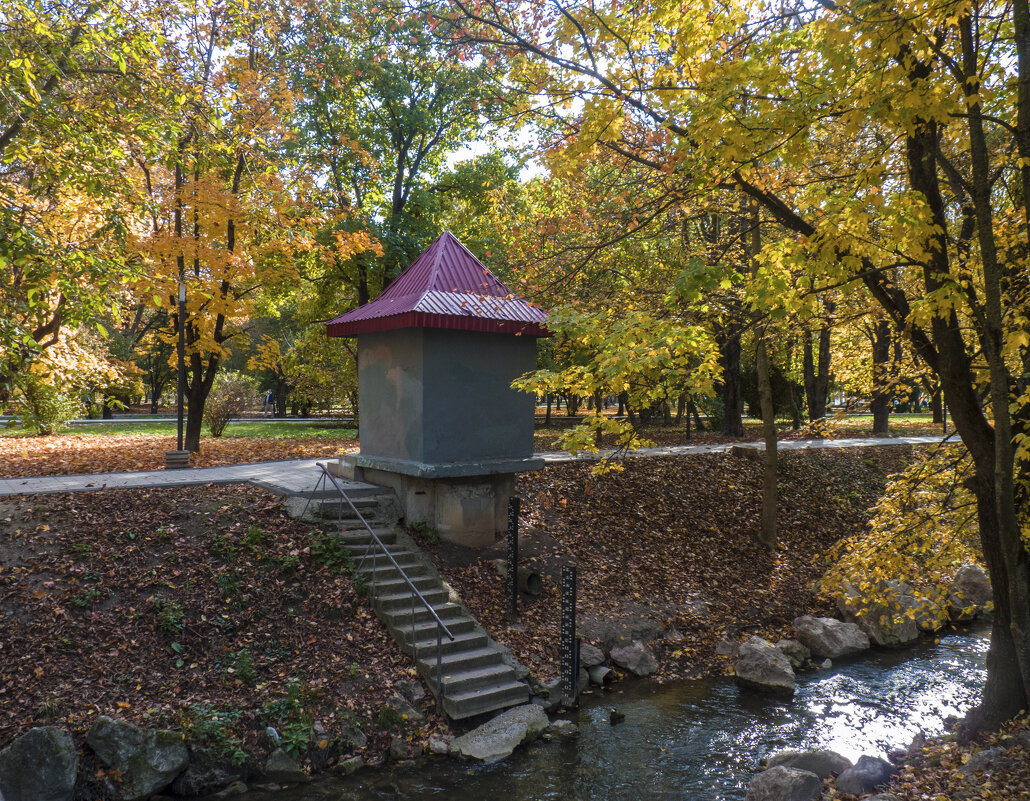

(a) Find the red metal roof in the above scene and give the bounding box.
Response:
[325,232,549,337]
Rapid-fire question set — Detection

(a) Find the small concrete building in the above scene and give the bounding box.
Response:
[326,232,548,546]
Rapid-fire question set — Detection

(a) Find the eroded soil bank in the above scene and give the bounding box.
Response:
[1,446,921,793]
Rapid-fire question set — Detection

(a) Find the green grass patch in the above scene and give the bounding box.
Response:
[5,420,359,439]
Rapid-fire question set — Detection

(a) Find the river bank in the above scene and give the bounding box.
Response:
[190,625,996,801]
[0,445,940,798]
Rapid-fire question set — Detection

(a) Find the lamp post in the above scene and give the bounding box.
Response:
[165,277,190,469]
[176,277,185,452]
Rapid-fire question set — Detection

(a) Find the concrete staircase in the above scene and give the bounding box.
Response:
[324,497,530,720]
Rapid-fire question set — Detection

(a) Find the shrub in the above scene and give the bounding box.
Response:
[153,597,185,633]
[15,374,82,435]
[203,372,255,437]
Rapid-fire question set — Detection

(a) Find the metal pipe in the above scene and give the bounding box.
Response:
[436,623,443,710]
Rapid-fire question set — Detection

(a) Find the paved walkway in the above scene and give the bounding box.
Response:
[0,435,947,498]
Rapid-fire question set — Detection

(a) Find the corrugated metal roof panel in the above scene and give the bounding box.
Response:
[326,232,549,337]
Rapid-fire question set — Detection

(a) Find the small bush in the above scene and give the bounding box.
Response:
[203,372,255,437]
[179,704,248,765]
[15,375,82,435]
[309,533,353,573]
[153,597,185,633]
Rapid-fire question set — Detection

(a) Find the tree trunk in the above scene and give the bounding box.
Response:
[545,394,552,425]
[690,398,704,432]
[756,333,778,550]
[930,385,943,423]
[814,305,833,417]
[803,308,833,421]
[622,393,638,428]
[751,204,777,550]
[184,352,220,452]
[719,333,744,436]
[803,329,816,420]
[871,320,891,435]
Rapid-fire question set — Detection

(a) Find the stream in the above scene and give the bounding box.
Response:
[237,625,990,801]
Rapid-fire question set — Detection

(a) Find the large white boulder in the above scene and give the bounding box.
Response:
[793,615,870,659]
[450,704,549,762]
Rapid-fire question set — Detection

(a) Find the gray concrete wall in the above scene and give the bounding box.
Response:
[358,329,425,462]
[358,327,537,466]
[421,329,537,463]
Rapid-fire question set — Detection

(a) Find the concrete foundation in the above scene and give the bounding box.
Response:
[337,455,541,548]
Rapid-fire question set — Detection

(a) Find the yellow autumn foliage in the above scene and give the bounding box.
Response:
[820,444,987,624]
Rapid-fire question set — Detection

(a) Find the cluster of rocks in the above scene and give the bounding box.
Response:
[0,682,432,800]
[0,716,342,801]
[745,748,898,801]
[0,719,193,801]
[732,563,992,695]
[731,615,870,694]
[836,564,992,648]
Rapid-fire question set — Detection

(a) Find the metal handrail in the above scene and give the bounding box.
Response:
[314,463,455,707]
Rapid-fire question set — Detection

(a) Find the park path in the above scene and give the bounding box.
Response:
[0,435,947,498]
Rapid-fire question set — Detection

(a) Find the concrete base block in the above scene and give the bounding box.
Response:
[359,466,516,548]
[332,456,363,481]
[164,450,191,470]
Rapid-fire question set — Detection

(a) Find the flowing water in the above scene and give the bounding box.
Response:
[238,625,990,801]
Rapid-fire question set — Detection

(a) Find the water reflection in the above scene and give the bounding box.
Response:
[236,626,989,801]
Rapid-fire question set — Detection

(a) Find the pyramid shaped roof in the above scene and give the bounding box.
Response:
[326,232,549,337]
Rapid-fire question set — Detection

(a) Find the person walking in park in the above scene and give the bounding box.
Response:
[263,389,274,417]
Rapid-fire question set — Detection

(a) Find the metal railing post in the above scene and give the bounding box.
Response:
[436,622,443,711]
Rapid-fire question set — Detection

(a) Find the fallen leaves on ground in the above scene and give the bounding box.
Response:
[420,447,918,681]
[885,715,1030,801]
[0,435,356,478]
[532,417,944,451]
[0,484,435,762]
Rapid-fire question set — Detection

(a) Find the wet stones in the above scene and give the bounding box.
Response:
[450,704,549,762]
[745,765,822,801]
[734,636,795,695]
[792,615,870,660]
[766,749,851,779]
[609,640,659,677]
[834,755,898,796]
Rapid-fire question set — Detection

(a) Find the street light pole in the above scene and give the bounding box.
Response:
[176,277,186,452]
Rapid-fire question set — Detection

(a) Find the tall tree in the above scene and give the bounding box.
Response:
[0,0,165,395]
[449,0,1030,732]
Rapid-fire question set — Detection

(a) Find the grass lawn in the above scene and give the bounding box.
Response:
[4,419,358,440]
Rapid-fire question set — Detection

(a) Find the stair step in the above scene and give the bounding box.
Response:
[408,629,487,657]
[417,646,506,677]
[442,681,530,720]
[374,587,451,611]
[437,663,516,694]
[357,562,424,583]
[394,615,476,643]
[367,575,438,595]
[345,543,413,558]
[335,530,397,546]
[356,564,431,585]
[354,551,416,568]
[381,602,465,628]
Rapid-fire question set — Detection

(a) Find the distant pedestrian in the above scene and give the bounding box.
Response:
[263,389,274,417]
